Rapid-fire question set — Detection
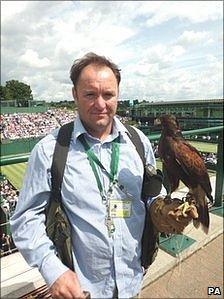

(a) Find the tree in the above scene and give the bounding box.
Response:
[0,85,6,100]
[48,100,76,110]
[3,80,33,106]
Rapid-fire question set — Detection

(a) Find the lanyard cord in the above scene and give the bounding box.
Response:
[79,134,120,196]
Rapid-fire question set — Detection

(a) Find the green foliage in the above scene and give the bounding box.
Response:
[1,80,33,106]
[0,85,6,100]
[48,100,76,110]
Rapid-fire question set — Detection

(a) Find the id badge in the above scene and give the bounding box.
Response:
[109,200,132,218]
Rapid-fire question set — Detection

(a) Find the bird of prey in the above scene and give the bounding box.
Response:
[157,114,213,234]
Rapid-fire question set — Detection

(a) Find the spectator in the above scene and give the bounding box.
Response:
[0,109,77,141]
[0,178,18,216]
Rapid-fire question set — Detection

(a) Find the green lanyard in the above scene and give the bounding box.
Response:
[79,134,120,200]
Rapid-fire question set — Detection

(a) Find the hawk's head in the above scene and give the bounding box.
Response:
[156,114,181,135]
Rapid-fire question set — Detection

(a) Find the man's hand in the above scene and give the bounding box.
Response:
[149,196,198,234]
[50,270,87,299]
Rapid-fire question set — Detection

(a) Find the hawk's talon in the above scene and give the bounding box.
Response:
[176,202,191,217]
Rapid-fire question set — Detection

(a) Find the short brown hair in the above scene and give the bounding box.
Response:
[70,52,121,87]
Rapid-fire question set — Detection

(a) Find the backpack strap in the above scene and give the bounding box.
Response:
[51,121,74,201]
[124,124,146,166]
[124,124,160,270]
[46,121,74,270]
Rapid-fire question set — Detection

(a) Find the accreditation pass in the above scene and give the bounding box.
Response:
[109,200,132,218]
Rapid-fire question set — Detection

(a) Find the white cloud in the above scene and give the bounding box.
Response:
[131,44,186,77]
[1,1,28,21]
[144,1,222,27]
[20,49,50,68]
[120,42,222,101]
[177,30,214,46]
[1,1,223,102]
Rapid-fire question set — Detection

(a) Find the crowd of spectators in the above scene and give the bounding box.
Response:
[0,233,14,256]
[0,176,18,256]
[0,177,19,217]
[52,108,77,126]
[116,115,131,124]
[0,109,77,141]
[0,111,129,141]
[201,152,217,165]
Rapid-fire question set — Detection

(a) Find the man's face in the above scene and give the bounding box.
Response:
[73,64,118,139]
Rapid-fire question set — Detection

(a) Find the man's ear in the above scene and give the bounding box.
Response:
[72,87,77,104]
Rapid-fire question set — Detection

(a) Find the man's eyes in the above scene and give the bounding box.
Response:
[86,93,95,97]
[84,93,114,100]
[104,93,114,99]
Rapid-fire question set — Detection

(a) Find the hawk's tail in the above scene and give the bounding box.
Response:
[191,185,210,234]
[198,203,209,234]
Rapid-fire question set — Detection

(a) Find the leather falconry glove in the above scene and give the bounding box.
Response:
[149,196,198,234]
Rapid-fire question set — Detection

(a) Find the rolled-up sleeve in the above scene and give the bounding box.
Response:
[10,140,69,287]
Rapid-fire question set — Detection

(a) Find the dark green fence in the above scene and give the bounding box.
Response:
[1,137,43,156]
[1,106,48,114]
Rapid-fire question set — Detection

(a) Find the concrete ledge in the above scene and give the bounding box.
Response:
[1,252,45,298]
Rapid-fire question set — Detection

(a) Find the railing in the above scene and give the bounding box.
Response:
[147,125,223,141]
[0,153,30,166]
[0,126,223,206]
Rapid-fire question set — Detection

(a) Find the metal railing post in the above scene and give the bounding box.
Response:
[214,129,223,207]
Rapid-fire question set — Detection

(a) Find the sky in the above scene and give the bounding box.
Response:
[1,1,223,102]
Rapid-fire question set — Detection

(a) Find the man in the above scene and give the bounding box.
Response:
[11,53,196,299]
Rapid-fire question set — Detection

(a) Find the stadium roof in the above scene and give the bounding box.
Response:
[137,99,223,106]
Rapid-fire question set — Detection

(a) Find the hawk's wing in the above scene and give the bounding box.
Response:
[172,140,212,197]
[172,141,207,177]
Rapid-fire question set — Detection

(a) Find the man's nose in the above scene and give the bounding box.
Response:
[94,95,106,109]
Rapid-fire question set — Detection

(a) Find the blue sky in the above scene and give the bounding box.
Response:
[1,1,223,102]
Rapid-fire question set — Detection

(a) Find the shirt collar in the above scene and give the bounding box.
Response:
[113,115,129,137]
[73,115,88,142]
[72,114,129,144]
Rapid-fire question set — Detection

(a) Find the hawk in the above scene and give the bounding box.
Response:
[157,114,213,233]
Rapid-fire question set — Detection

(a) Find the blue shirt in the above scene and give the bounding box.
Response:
[10,116,163,298]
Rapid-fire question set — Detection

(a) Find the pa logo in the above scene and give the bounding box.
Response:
[207,287,222,296]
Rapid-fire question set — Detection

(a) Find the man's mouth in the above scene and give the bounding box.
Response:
[92,112,107,116]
